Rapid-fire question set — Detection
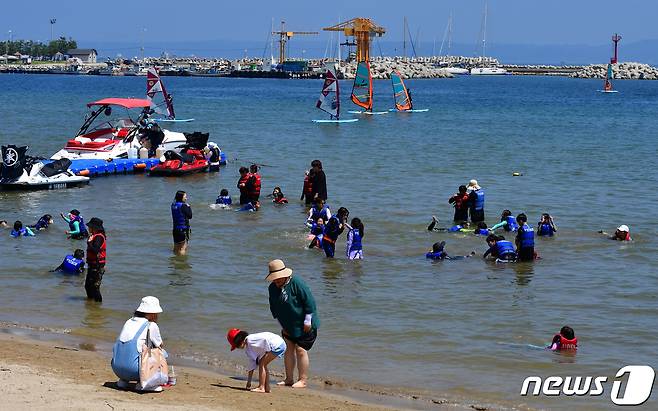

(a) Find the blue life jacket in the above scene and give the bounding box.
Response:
[538,223,554,237]
[34,217,50,230]
[62,255,84,273]
[311,206,330,222]
[518,224,535,248]
[216,195,232,205]
[472,189,485,211]
[171,202,189,229]
[448,225,463,232]
[310,223,324,236]
[69,215,87,234]
[323,217,342,240]
[349,229,363,251]
[426,251,447,260]
[495,240,516,258]
[475,228,489,235]
[10,228,27,237]
[504,216,519,232]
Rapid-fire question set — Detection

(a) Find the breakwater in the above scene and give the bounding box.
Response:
[570,62,658,80]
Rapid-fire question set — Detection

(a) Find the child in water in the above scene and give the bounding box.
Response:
[51,249,85,274]
[345,218,364,260]
[308,218,324,249]
[426,241,476,261]
[490,210,519,232]
[31,214,54,231]
[215,188,232,206]
[0,220,8,229]
[227,328,286,393]
[307,198,331,226]
[238,201,260,212]
[270,187,288,204]
[548,326,577,351]
[483,234,517,262]
[537,213,557,237]
[10,221,35,237]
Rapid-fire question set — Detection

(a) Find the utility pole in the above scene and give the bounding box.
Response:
[50,18,56,42]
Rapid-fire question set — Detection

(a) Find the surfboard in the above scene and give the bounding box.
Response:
[312,119,359,123]
[597,90,618,94]
[388,108,430,113]
[348,110,388,115]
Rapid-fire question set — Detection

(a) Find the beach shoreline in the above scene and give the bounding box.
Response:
[0,327,500,411]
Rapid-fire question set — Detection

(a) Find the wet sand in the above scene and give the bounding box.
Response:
[0,332,452,411]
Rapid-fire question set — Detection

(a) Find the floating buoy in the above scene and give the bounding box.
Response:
[134,163,147,170]
[512,172,522,176]
[77,169,90,176]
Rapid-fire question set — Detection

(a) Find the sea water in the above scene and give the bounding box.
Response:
[1,74,657,410]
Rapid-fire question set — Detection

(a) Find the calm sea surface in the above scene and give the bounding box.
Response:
[1,74,657,410]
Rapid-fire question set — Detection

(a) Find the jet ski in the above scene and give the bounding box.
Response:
[1,145,89,190]
[149,132,210,176]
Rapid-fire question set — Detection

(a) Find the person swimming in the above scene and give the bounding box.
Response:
[483,234,517,262]
[216,188,232,206]
[490,210,519,232]
[537,213,557,237]
[61,209,88,239]
[237,201,260,212]
[426,241,475,261]
[548,326,577,351]
[10,220,35,237]
[599,225,632,241]
[271,187,288,204]
[51,249,85,274]
[31,214,54,231]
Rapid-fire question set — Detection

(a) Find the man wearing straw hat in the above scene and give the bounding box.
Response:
[266,259,319,389]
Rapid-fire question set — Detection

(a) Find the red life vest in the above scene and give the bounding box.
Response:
[273,196,288,204]
[623,232,631,241]
[87,233,106,265]
[454,193,470,209]
[237,174,250,193]
[303,174,313,195]
[248,173,261,198]
[558,335,578,350]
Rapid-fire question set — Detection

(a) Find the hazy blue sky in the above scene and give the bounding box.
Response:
[0,0,654,46]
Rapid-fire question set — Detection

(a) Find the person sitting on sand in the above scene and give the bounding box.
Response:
[215,188,232,206]
[31,214,54,231]
[10,220,35,237]
[51,249,85,274]
[112,296,167,392]
[599,225,632,241]
[227,328,286,393]
[548,326,577,351]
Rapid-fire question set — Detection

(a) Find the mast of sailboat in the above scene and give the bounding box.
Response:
[403,17,407,58]
[482,0,488,58]
[438,13,452,59]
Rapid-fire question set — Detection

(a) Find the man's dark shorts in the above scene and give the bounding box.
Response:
[283,328,317,351]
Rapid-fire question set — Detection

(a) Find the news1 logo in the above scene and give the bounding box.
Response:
[520,365,655,405]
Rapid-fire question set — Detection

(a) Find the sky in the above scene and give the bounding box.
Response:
[0,0,655,61]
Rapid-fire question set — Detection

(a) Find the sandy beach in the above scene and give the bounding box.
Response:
[0,332,411,411]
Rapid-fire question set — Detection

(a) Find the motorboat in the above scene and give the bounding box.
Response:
[50,97,188,160]
[470,67,508,75]
[1,145,89,190]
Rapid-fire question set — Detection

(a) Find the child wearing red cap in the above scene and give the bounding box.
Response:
[227,328,286,393]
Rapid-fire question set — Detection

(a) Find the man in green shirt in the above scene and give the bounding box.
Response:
[267,259,319,389]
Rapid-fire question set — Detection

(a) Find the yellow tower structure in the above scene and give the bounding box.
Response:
[323,18,386,62]
[272,21,318,64]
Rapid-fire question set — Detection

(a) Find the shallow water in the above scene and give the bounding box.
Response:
[1,74,657,410]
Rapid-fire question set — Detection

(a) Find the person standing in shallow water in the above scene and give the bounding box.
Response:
[309,160,327,203]
[448,185,470,223]
[85,217,106,302]
[171,190,192,256]
[266,259,319,389]
[467,179,485,223]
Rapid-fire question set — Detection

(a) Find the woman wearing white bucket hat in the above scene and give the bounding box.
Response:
[266,259,319,389]
[111,296,166,392]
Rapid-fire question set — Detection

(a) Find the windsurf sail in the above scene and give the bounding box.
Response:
[146,67,175,119]
[316,64,340,119]
[391,70,412,111]
[351,61,373,112]
[603,63,613,92]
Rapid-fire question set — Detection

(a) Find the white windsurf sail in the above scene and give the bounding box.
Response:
[146,67,175,119]
[316,64,340,119]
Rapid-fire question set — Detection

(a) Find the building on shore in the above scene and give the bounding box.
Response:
[67,48,97,64]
